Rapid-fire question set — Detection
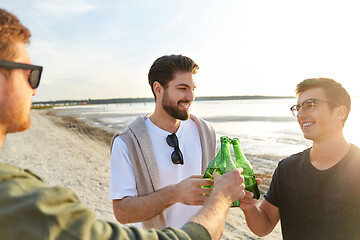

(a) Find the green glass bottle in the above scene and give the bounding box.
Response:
[219,136,240,207]
[203,150,221,180]
[203,136,240,207]
[232,138,260,200]
[202,150,220,196]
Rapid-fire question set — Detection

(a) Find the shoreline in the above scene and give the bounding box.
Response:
[45,108,118,146]
[0,109,282,239]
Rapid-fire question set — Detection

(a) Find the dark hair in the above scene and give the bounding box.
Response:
[0,9,31,77]
[148,55,199,98]
[296,78,351,124]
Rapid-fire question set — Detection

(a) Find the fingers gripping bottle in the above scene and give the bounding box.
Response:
[203,136,240,207]
[232,138,260,200]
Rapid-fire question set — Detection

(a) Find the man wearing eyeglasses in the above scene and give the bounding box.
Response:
[109,55,217,229]
[0,8,249,240]
[239,78,360,239]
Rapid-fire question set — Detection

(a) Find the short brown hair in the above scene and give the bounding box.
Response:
[296,78,351,124]
[0,9,31,77]
[148,55,199,98]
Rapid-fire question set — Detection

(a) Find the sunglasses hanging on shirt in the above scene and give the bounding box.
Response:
[166,133,184,165]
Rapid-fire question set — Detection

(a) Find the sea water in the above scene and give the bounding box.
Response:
[54,97,360,174]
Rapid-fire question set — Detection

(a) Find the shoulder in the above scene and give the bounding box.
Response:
[123,115,147,135]
[190,115,212,126]
[0,162,21,177]
[350,144,360,157]
[0,163,71,206]
[190,115,215,133]
[112,136,127,149]
[277,148,310,172]
[111,115,148,145]
[0,162,44,184]
[111,130,130,152]
[342,144,360,170]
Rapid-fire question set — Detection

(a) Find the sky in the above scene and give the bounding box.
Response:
[2,0,360,101]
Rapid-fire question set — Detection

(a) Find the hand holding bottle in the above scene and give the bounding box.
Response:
[232,138,260,200]
[212,168,246,205]
[203,136,261,207]
[173,175,214,206]
[239,178,262,211]
[190,168,245,240]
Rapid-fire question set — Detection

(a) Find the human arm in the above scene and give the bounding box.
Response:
[239,177,280,237]
[189,168,246,240]
[241,198,280,237]
[0,165,210,240]
[110,136,213,224]
[113,175,213,224]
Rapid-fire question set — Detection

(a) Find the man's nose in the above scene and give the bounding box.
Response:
[187,90,195,102]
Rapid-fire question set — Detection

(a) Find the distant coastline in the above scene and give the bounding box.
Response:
[33,95,294,107]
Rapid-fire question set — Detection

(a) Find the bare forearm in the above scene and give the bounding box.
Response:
[113,185,177,224]
[243,204,279,237]
[189,169,246,240]
[189,191,232,240]
[113,175,213,224]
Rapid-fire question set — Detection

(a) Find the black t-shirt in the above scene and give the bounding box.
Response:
[265,144,360,240]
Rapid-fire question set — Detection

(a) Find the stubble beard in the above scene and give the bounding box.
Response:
[3,107,31,134]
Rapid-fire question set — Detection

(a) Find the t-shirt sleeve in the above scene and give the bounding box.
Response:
[264,167,279,207]
[108,136,137,200]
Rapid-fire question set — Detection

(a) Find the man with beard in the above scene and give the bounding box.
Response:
[109,55,217,229]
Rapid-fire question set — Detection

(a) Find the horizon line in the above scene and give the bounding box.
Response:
[33,95,295,105]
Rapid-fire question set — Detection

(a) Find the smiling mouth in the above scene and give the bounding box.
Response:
[179,102,191,110]
[302,122,314,128]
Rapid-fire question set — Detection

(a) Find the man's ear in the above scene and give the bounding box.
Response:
[335,105,347,122]
[153,81,163,96]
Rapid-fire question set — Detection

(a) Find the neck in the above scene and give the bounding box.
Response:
[149,110,181,133]
[310,135,350,170]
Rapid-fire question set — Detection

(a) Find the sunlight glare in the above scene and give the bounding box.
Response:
[344,97,360,147]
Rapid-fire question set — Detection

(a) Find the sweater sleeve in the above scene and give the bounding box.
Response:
[0,163,210,240]
[115,222,211,240]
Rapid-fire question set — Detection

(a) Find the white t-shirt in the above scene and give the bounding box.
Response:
[109,118,203,228]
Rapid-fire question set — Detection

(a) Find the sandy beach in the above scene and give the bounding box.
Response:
[0,109,282,239]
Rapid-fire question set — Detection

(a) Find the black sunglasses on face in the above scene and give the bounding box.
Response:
[0,60,43,89]
[166,133,184,165]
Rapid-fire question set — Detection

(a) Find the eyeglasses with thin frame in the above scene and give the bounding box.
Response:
[290,98,338,117]
[0,60,43,89]
[166,133,184,165]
